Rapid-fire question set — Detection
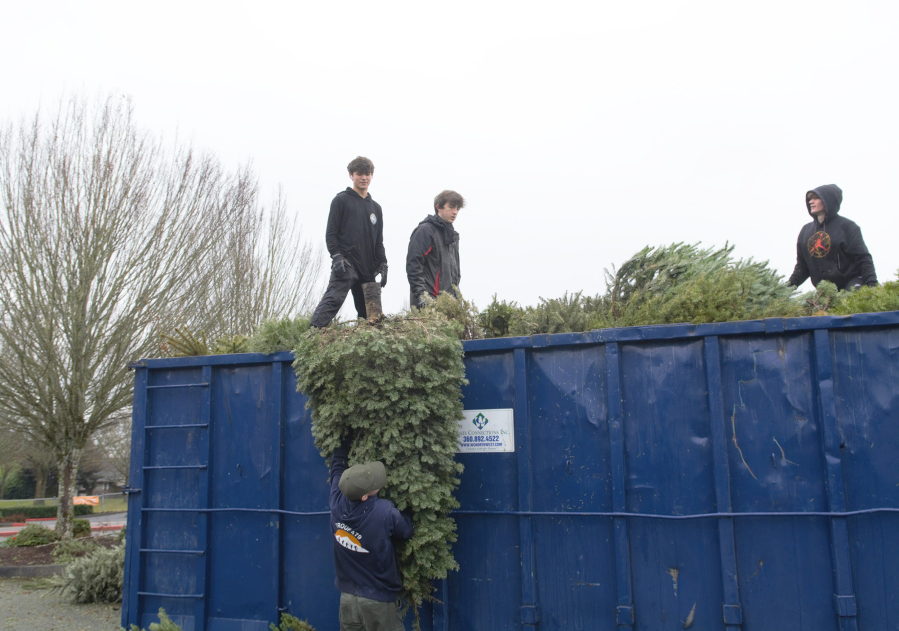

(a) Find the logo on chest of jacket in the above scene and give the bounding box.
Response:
[807,231,831,258]
[370,213,377,225]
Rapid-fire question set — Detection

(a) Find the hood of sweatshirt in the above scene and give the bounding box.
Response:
[421,213,457,244]
[806,184,842,221]
[344,187,375,203]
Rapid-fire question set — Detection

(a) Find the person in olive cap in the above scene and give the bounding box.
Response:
[329,436,413,631]
[787,184,877,290]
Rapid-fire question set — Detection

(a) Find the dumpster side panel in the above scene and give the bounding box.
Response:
[832,327,899,629]
[282,361,340,630]
[125,314,899,630]
[206,365,277,630]
[529,345,616,629]
[452,351,521,631]
[720,333,837,631]
[620,340,723,631]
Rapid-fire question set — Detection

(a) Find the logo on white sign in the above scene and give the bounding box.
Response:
[457,409,514,453]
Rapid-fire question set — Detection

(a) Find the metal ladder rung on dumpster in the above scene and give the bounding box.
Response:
[131,369,214,631]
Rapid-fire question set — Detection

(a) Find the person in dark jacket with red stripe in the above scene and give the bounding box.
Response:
[787,184,877,291]
[311,157,388,327]
[406,190,464,310]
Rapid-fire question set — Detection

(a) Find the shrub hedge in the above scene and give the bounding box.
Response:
[0,505,93,519]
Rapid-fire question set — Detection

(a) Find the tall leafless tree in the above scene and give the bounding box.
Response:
[187,168,323,341]
[0,95,292,537]
[0,427,23,499]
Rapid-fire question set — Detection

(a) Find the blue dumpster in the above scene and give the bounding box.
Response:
[123,311,899,630]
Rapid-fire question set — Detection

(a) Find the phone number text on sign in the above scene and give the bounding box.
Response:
[457,409,515,453]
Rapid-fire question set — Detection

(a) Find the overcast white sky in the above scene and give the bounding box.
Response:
[3,1,898,318]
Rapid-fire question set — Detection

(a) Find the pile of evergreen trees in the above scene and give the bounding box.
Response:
[478,243,899,337]
[294,314,467,622]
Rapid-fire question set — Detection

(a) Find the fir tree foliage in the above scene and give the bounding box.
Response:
[479,243,806,336]
[829,274,899,315]
[602,242,797,324]
[52,537,101,563]
[478,294,526,338]
[247,316,312,353]
[124,608,184,631]
[417,288,483,340]
[270,612,317,631]
[52,543,125,603]
[160,328,210,357]
[0,523,58,547]
[800,280,841,315]
[213,335,250,354]
[293,313,466,621]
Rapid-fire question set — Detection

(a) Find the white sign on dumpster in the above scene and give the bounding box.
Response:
[457,409,515,453]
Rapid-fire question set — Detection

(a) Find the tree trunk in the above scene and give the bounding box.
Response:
[55,448,82,540]
[33,464,48,501]
[0,468,10,499]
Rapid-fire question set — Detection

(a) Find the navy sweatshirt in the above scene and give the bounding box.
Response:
[325,188,387,281]
[329,444,413,602]
[788,184,877,289]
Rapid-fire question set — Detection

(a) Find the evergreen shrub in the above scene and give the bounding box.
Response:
[124,608,183,631]
[248,316,311,353]
[53,543,125,603]
[829,276,899,315]
[0,505,92,519]
[418,288,482,340]
[72,518,92,538]
[476,244,899,337]
[270,612,317,631]
[479,294,527,338]
[294,313,466,624]
[1,523,57,547]
[53,537,101,563]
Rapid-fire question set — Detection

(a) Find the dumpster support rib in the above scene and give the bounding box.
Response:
[813,330,859,631]
[705,336,743,629]
[514,348,540,629]
[606,343,635,629]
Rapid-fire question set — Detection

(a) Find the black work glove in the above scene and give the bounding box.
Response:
[331,254,347,277]
[378,262,388,288]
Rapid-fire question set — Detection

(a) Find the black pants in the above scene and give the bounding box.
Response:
[311,264,369,327]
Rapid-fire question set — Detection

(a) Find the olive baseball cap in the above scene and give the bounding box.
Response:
[339,461,387,501]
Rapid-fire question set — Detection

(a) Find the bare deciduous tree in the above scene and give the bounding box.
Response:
[0,95,250,537]
[21,438,56,500]
[0,427,23,499]
[93,411,132,488]
[187,168,323,341]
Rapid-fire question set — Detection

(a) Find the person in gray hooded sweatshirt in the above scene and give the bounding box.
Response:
[787,184,877,291]
[406,190,464,309]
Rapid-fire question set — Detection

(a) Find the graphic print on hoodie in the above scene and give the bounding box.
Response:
[787,184,877,290]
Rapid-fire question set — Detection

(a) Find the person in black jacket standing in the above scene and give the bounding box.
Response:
[406,190,465,309]
[311,157,388,327]
[787,184,877,291]
[329,436,413,631]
